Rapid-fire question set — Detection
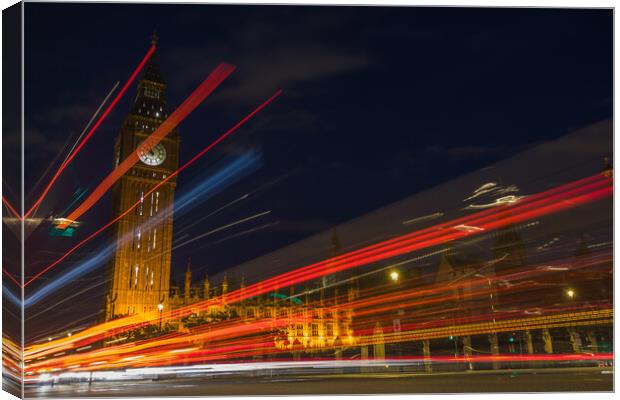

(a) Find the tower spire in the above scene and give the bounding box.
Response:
[203,270,210,300]
[129,33,166,121]
[222,273,228,295]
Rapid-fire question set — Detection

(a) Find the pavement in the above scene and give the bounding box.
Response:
[25,367,613,397]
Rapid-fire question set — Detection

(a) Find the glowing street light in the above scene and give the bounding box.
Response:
[157,303,164,330]
[389,271,400,282]
[566,288,575,299]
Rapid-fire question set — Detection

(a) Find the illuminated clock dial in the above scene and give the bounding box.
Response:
[138,143,166,166]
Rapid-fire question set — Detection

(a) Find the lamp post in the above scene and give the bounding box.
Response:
[157,303,164,330]
[474,273,496,323]
[389,270,403,369]
[474,271,499,369]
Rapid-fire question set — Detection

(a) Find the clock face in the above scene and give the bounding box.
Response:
[138,143,166,166]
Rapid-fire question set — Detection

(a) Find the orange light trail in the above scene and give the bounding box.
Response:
[25,306,612,374]
[26,317,298,371]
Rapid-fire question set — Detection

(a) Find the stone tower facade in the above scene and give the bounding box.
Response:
[105,35,180,320]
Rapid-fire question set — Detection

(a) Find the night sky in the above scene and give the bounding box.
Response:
[18,4,611,331]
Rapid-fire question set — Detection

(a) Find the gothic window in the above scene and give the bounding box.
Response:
[134,264,139,288]
[326,323,334,337]
[134,190,140,215]
[246,308,254,318]
[136,228,141,250]
[144,87,160,99]
[153,229,157,249]
[311,324,319,337]
[137,190,144,216]
[155,192,160,213]
[296,324,304,336]
[149,193,154,216]
[145,267,149,289]
[150,271,154,288]
[264,308,272,318]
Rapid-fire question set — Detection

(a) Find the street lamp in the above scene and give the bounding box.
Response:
[566,288,575,299]
[157,303,164,330]
[475,273,496,323]
[389,271,400,282]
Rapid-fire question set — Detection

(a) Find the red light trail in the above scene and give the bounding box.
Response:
[57,62,236,229]
[2,195,21,220]
[23,45,156,220]
[204,174,612,307]
[2,267,21,287]
[23,89,283,287]
[23,170,611,355]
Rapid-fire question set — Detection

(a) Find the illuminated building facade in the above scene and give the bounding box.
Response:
[104,35,180,320]
[169,261,357,352]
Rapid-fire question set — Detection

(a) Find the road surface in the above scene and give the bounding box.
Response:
[26,367,613,397]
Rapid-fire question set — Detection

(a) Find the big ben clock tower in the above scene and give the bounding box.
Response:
[105,34,180,320]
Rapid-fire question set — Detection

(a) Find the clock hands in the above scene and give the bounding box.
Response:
[138,143,165,165]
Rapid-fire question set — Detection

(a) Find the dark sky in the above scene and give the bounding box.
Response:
[19,4,611,329]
